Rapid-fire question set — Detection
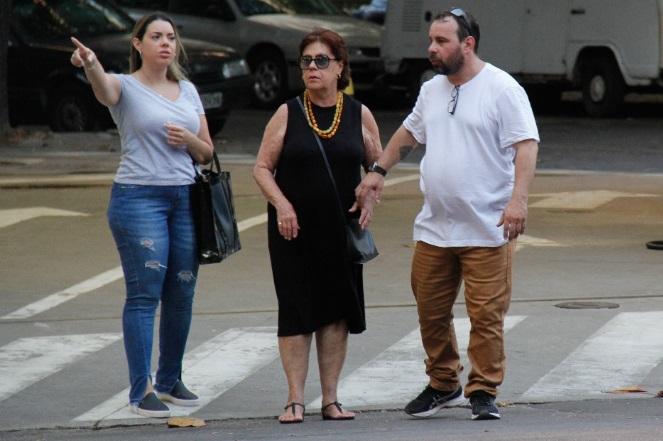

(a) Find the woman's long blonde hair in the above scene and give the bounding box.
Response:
[129,13,188,81]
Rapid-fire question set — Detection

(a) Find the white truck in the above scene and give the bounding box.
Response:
[382,0,663,116]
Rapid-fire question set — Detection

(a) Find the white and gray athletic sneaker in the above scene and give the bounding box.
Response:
[404,385,465,417]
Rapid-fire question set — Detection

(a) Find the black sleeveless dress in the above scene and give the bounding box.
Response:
[268,94,366,337]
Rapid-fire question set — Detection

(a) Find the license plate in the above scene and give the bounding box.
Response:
[200,92,223,109]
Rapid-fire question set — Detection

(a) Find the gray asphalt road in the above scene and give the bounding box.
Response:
[1,104,663,440]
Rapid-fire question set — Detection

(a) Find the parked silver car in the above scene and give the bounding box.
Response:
[116,0,383,108]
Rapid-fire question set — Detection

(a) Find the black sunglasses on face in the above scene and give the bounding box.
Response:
[299,54,337,70]
[449,7,473,37]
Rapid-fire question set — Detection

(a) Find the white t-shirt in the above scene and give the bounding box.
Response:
[403,63,539,247]
[109,74,204,186]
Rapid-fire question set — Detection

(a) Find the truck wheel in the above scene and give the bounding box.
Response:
[581,57,625,117]
[249,50,287,109]
[49,85,97,132]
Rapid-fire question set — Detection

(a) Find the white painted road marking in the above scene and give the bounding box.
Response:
[2,175,420,321]
[0,333,122,402]
[0,207,87,229]
[1,267,125,320]
[308,316,526,409]
[522,311,663,401]
[516,234,564,251]
[531,190,658,211]
[74,327,278,422]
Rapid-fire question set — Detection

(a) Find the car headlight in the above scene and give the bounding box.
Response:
[222,59,250,79]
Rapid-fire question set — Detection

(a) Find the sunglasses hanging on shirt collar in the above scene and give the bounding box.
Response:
[448,85,460,115]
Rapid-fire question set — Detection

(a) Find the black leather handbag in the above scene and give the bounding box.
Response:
[296,97,379,264]
[191,152,241,264]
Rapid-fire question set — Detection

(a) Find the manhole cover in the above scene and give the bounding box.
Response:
[646,240,663,250]
[555,301,620,309]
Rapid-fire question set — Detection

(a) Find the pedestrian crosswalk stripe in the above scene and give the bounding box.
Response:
[522,311,663,401]
[74,327,278,422]
[0,333,122,402]
[308,316,526,409]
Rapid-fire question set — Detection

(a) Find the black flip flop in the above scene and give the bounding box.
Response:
[279,402,305,424]
[321,401,355,421]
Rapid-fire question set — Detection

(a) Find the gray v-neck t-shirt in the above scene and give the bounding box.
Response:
[109,74,204,185]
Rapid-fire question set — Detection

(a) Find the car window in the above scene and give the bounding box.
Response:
[172,0,235,21]
[234,0,341,16]
[12,0,134,39]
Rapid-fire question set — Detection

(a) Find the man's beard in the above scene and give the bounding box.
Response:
[430,46,464,75]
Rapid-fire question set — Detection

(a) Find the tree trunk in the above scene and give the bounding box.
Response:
[0,0,11,139]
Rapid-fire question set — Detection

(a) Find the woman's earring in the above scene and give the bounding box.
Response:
[337,73,341,79]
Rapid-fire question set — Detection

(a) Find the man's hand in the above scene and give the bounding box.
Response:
[497,196,527,240]
[351,173,384,229]
[349,188,378,229]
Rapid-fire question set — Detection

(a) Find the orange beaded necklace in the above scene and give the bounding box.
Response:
[303,90,344,139]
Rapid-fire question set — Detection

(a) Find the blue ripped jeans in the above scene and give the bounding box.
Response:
[107,183,199,405]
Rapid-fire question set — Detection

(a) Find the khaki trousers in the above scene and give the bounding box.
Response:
[410,240,514,397]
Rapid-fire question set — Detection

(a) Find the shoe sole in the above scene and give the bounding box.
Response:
[405,394,467,418]
[155,393,200,407]
[131,405,171,418]
[472,411,501,420]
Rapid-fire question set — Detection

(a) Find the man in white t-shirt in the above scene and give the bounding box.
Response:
[356,8,539,421]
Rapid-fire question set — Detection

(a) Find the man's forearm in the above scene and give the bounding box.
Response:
[375,125,418,171]
[512,140,538,201]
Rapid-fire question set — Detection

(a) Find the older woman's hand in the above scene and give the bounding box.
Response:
[276,201,300,240]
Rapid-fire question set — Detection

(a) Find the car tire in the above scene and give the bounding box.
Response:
[49,85,97,132]
[207,118,226,138]
[407,65,436,105]
[581,56,625,117]
[249,50,287,109]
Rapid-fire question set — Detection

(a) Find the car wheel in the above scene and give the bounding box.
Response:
[207,118,226,138]
[249,51,287,108]
[49,86,97,132]
[407,65,436,105]
[581,56,625,117]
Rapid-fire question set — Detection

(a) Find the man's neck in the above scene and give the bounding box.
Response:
[448,55,485,86]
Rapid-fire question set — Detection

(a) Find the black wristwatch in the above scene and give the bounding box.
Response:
[368,162,387,177]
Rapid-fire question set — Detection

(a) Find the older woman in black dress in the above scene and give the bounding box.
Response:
[253,29,382,423]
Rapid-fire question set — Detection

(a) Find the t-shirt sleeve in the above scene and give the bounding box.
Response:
[496,85,540,149]
[403,84,427,144]
[184,81,205,115]
[108,74,126,123]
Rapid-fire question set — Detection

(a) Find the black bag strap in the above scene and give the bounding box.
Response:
[191,151,222,177]
[295,96,347,219]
